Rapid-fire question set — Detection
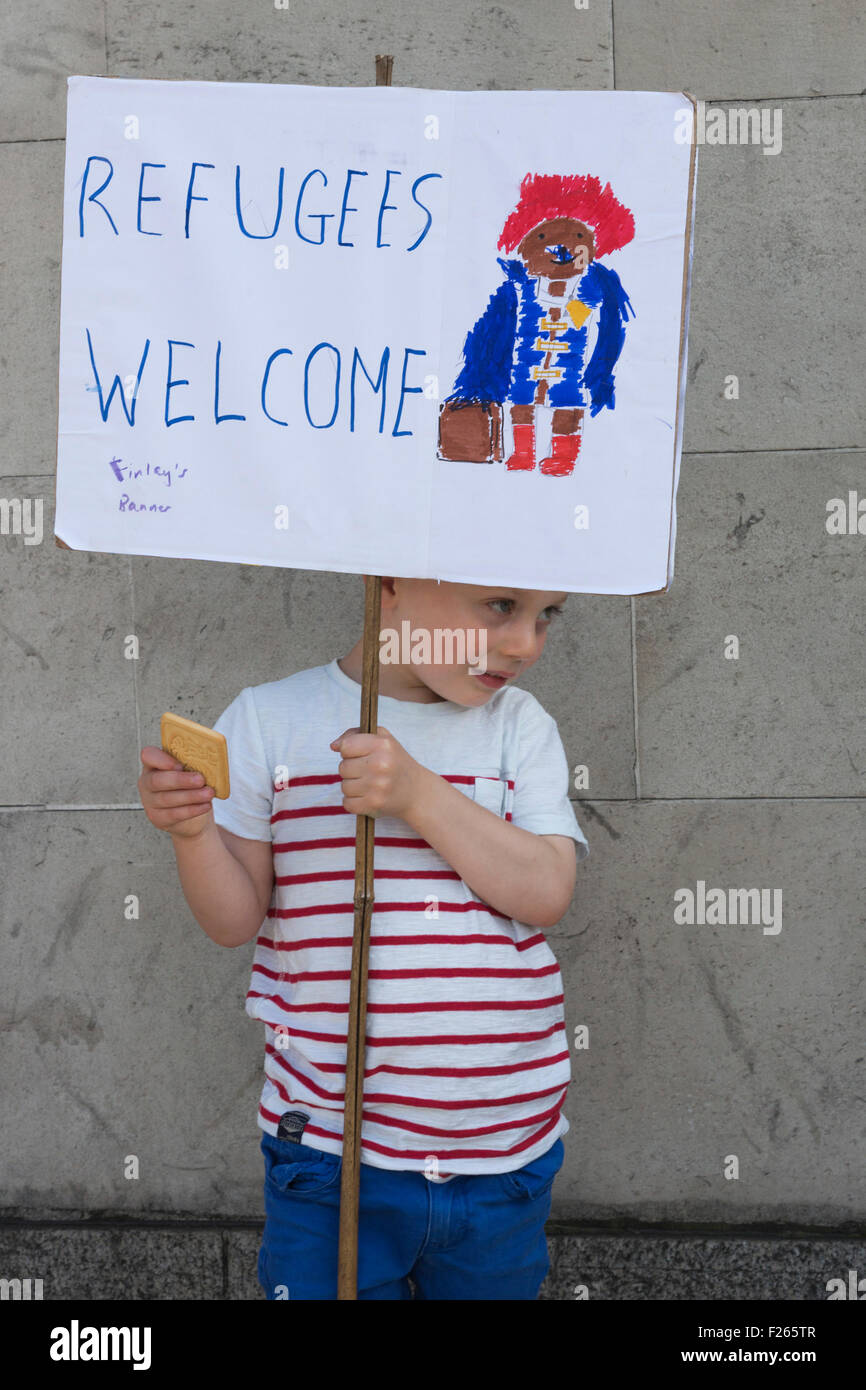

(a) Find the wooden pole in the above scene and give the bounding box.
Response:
[336,54,393,1303]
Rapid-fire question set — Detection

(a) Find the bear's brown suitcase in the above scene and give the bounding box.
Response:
[437,400,503,463]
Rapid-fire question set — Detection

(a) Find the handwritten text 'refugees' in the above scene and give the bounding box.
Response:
[77,157,443,437]
[77,158,441,247]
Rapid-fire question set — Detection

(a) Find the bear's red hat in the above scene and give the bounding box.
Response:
[498,173,635,258]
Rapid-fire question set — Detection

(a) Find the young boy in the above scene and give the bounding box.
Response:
[138,576,589,1300]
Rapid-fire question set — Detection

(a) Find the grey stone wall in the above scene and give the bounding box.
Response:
[1,0,864,1299]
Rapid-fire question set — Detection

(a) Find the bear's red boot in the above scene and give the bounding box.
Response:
[539,430,582,476]
[504,421,536,470]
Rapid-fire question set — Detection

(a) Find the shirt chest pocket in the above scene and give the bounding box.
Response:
[470,774,512,820]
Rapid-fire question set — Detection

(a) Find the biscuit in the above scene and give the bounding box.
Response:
[161,713,230,799]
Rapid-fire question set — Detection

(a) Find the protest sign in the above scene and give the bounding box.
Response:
[56,77,696,595]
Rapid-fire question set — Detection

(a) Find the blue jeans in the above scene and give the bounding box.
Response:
[258,1132,565,1300]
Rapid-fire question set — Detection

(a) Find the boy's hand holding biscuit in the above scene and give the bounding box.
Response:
[138,746,217,839]
[329,726,427,821]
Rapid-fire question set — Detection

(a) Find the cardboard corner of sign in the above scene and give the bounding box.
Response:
[634,582,671,599]
[54,533,74,551]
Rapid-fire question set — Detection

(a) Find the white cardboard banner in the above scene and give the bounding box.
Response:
[56,77,696,595]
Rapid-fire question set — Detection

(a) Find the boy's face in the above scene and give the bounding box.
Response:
[376,578,569,706]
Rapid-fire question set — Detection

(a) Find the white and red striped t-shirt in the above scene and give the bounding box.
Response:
[211,657,589,1177]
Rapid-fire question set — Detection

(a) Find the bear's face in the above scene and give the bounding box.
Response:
[516,217,595,278]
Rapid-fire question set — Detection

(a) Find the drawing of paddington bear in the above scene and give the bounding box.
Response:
[440,173,636,476]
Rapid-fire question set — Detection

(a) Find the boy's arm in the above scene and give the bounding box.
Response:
[175,685,275,947]
[171,821,274,948]
[403,769,577,931]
